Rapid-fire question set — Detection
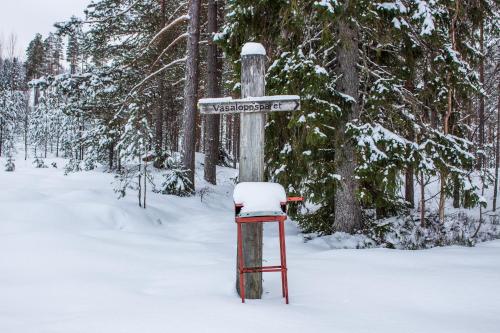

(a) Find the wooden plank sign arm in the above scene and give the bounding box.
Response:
[198,95,300,114]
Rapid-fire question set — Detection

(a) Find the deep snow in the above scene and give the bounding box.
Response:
[1,156,499,333]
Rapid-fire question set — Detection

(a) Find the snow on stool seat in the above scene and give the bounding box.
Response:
[233,182,287,217]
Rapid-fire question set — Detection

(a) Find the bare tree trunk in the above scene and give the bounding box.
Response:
[203,0,221,185]
[404,62,415,208]
[143,161,147,209]
[138,165,142,208]
[439,2,459,223]
[452,174,460,208]
[479,17,485,169]
[493,83,500,211]
[195,109,202,153]
[478,14,486,225]
[155,78,166,168]
[405,169,415,208]
[233,114,240,168]
[333,4,363,233]
[420,171,426,227]
[24,104,28,160]
[109,142,114,170]
[154,0,167,168]
[439,76,452,223]
[117,148,122,172]
[165,91,175,153]
[226,114,232,152]
[0,119,3,157]
[474,13,486,224]
[181,0,201,192]
[405,121,415,208]
[79,118,85,161]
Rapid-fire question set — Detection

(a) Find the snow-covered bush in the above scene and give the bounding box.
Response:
[160,156,193,197]
[4,140,16,172]
[368,213,500,249]
[64,158,82,175]
[197,186,212,202]
[217,147,234,167]
[33,157,48,168]
[84,159,96,171]
[114,164,141,199]
[305,231,377,249]
[5,157,15,172]
[304,212,499,250]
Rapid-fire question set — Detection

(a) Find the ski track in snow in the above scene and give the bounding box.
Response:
[1,156,499,333]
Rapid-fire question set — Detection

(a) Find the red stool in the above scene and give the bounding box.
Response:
[235,196,303,304]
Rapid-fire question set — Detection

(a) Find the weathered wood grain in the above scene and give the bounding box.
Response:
[235,51,266,300]
[199,96,300,114]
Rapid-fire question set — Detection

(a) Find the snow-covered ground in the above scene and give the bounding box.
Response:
[1,156,499,333]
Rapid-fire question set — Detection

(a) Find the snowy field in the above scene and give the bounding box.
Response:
[1,156,499,333]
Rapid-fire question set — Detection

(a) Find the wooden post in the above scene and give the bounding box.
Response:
[198,43,300,301]
[236,43,266,299]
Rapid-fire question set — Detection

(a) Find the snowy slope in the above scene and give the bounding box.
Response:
[1,156,499,333]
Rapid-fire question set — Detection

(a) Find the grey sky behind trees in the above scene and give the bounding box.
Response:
[0,0,89,58]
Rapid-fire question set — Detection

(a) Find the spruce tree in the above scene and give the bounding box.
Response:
[25,34,45,81]
[218,0,489,234]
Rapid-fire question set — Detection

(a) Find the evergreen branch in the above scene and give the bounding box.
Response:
[150,33,189,70]
[85,0,142,24]
[168,2,189,21]
[148,15,190,49]
[171,78,186,87]
[116,57,187,118]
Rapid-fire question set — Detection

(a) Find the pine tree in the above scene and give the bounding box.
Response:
[203,0,222,185]
[181,0,202,193]
[66,32,80,75]
[25,34,45,81]
[82,0,190,201]
[0,53,27,164]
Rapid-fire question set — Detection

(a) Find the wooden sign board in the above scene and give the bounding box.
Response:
[198,95,300,114]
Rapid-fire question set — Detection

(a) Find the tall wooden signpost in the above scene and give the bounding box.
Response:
[199,43,300,299]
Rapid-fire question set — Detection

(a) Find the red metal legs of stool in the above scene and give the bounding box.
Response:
[278,219,289,304]
[236,216,289,304]
[237,221,245,303]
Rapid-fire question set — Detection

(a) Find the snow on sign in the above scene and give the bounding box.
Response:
[198,95,300,114]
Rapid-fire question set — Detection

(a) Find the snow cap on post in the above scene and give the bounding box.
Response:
[241,42,266,57]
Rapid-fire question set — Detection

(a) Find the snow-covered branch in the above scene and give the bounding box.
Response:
[120,57,187,111]
[148,15,190,49]
[85,0,141,24]
[151,33,189,69]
